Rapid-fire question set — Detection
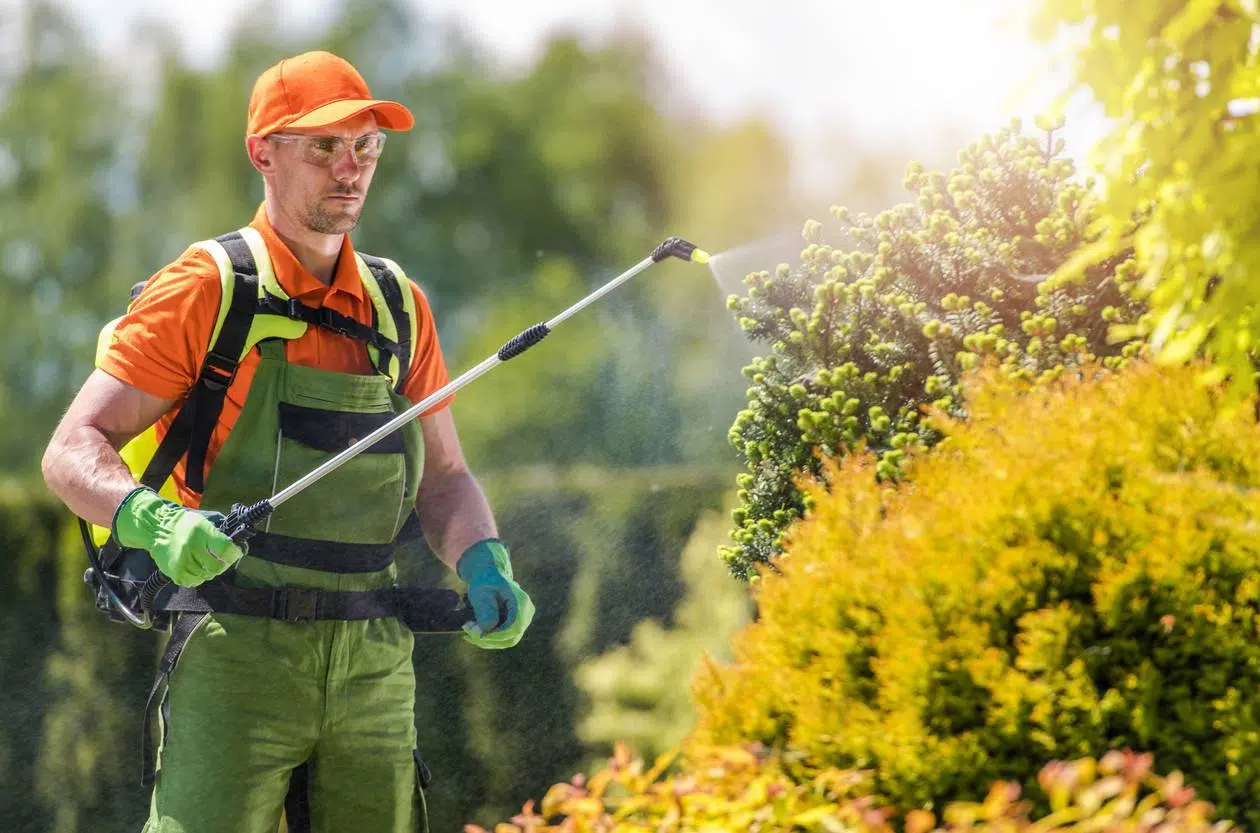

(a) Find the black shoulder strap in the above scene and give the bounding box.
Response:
[138,231,258,496]
[360,254,412,390]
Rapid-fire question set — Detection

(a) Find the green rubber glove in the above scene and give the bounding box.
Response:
[456,539,534,649]
[112,487,245,587]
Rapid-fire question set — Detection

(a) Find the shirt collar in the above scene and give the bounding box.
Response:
[250,203,365,304]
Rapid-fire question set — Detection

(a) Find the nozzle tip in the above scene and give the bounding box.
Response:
[651,237,711,264]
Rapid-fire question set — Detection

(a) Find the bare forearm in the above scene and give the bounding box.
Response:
[42,425,140,528]
[415,470,498,570]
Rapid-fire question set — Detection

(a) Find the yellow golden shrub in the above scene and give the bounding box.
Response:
[693,360,1260,824]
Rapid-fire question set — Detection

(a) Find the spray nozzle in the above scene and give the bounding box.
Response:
[651,236,711,265]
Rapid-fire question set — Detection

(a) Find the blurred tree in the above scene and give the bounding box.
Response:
[363,31,669,312]
[390,32,692,468]
[0,0,127,471]
[1029,1,1259,391]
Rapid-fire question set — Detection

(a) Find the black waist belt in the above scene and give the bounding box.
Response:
[137,576,472,787]
[145,576,470,630]
[247,532,396,573]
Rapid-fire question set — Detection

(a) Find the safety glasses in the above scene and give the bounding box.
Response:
[268,131,387,167]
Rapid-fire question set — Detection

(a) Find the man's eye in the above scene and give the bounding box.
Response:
[311,137,339,156]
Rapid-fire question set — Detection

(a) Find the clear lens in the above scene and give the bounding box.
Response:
[270,132,386,166]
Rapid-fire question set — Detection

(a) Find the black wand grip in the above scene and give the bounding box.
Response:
[497,323,551,361]
[220,499,273,542]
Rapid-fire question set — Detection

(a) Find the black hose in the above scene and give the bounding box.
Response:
[80,519,152,629]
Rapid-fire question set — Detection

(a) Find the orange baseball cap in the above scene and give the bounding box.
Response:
[247,51,414,137]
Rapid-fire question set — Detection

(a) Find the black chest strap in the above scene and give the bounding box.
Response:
[256,291,404,380]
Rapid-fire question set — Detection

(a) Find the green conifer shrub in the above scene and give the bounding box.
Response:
[723,120,1145,578]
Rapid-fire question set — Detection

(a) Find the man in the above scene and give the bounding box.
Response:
[41,50,534,832]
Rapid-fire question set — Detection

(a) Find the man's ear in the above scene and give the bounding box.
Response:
[245,135,273,174]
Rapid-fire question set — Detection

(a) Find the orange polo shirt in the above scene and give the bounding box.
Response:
[99,204,452,507]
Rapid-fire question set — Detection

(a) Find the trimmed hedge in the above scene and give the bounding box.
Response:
[574,495,752,765]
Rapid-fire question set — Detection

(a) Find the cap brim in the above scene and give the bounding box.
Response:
[286,98,414,132]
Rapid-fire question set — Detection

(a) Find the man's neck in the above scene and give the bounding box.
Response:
[263,196,342,285]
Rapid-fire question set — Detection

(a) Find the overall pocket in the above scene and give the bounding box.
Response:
[265,402,408,544]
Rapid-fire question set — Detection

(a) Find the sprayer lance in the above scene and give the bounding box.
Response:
[216,237,710,541]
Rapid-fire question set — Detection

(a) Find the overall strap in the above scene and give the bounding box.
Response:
[140,610,209,786]
[182,233,258,494]
[359,253,412,389]
[131,231,259,500]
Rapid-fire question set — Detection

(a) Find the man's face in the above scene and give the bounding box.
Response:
[262,111,382,235]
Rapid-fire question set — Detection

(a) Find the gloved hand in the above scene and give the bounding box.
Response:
[112,486,246,587]
[456,539,535,649]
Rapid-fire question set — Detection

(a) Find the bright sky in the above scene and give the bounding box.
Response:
[54,0,1102,184]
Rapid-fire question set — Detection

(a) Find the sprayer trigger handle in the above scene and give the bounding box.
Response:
[219,499,273,543]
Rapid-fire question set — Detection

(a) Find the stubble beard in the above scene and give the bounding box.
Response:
[306,202,361,235]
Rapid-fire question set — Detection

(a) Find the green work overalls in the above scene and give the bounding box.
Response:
[143,338,427,833]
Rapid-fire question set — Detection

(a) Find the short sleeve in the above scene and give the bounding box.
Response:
[398,280,453,415]
[97,246,222,401]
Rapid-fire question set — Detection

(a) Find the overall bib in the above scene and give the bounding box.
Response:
[143,338,426,833]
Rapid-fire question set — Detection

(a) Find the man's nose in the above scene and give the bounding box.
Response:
[330,147,363,183]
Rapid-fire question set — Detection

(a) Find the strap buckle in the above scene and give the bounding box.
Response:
[316,305,350,337]
[271,587,322,622]
[199,350,237,391]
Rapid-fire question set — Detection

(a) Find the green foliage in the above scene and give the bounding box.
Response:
[695,360,1260,826]
[722,122,1146,578]
[481,744,1229,832]
[574,495,752,765]
[1029,1,1260,392]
